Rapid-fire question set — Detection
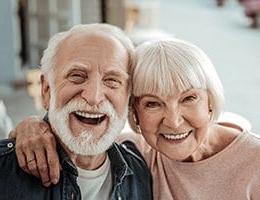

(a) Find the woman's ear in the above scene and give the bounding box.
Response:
[207,95,213,113]
[133,106,140,125]
[41,75,50,110]
[209,106,212,113]
[130,96,140,124]
[128,95,141,133]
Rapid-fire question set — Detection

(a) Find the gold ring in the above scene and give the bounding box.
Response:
[28,158,35,163]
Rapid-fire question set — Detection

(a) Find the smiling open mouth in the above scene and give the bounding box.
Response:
[73,111,107,125]
[161,130,193,141]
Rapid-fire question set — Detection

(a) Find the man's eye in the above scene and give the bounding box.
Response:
[68,73,86,84]
[104,78,121,88]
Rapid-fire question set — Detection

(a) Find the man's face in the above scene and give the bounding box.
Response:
[42,32,130,155]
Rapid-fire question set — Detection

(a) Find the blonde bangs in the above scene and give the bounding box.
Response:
[133,41,207,97]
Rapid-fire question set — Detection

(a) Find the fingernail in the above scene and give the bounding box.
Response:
[43,182,51,187]
[52,179,58,184]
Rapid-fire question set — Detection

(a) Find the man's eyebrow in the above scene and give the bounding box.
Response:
[104,69,129,79]
[62,62,90,73]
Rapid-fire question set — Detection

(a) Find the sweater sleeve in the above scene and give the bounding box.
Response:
[248,169,260,199]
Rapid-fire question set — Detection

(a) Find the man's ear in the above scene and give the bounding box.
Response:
[41,74,51,110]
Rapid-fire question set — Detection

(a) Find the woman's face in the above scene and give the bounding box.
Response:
[135,88,211,161]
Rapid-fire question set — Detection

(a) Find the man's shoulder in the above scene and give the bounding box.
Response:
[0,138,15,157]
[0,138,20,177]
[110,140,146,164]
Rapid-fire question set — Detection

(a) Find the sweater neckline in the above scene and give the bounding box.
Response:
[164,129,249,167]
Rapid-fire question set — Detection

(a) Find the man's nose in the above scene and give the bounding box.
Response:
[81,78,105,106]
[163,108,184,129]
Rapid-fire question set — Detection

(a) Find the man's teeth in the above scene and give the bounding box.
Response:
[163,131,191,140]
[75,111,105,118]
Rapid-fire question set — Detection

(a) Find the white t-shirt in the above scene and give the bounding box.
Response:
[77,155,112,200]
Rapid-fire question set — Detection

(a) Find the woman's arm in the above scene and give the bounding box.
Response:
[9,116,60,187]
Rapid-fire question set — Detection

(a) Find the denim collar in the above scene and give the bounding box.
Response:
[57,142,134,181]
[108,142,133,184]
[57,142,78,177]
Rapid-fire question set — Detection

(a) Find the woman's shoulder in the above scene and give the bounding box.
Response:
[115,133,154,161]
[218,121,260,146]
[115,132,143,144]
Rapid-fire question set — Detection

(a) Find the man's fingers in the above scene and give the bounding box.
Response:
[34,148,51,186]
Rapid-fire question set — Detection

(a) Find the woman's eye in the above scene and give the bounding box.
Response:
[104,78,121,88]
[68,73,86,84]
[182,95,197,103]
[145,101,161,108]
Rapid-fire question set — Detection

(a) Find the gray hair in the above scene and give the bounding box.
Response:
[40,23,135,83]
[128,38,224,132]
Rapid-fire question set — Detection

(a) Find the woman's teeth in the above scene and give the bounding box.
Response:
[162,131,191,140]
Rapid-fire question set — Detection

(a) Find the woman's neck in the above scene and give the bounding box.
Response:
[185,124,241,162]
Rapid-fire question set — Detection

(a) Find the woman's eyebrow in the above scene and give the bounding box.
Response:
[138,94,159,99]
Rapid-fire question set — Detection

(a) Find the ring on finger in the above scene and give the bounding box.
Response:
[28,158,36,163]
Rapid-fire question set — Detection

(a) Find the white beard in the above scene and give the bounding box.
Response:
[48,89,127,156]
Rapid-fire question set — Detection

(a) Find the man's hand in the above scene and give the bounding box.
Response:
[9,116,60,187]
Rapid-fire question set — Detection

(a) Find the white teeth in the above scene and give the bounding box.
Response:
[163,131,191,140]
[75,111,105,118]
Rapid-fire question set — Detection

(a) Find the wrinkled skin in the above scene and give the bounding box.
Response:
[10,116,59,186]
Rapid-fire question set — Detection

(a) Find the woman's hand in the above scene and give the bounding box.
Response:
[9,116,60,187]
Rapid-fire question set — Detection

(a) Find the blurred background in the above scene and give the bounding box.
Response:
[0,0,260,139]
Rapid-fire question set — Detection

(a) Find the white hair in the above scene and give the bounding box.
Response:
[40,23,135,83]
[128,38,224,132]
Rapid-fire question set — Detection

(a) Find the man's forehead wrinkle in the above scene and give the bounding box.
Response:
[59,62,90,75]
[53,31,129,78]
[56,42,116,63]
[64,31,117,49]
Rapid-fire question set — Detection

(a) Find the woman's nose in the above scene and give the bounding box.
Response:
[163,108,184,129]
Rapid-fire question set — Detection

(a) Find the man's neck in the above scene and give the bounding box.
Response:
[74,153,107,170]
[58,140,107,170]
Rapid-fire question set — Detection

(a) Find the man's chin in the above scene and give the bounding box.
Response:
[64,133,117,156]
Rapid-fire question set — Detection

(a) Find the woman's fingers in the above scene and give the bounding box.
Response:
[15,147,30,174]
[13,116,61,187]
[34,148,51,187]
[46,138,60,184]
[24,149,40,178]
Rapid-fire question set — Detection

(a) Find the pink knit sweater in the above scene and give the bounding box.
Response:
[127,130,260,200]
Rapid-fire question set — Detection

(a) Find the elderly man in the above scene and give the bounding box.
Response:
[0,24,152,200]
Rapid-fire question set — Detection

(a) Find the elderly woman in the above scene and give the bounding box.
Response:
[11,39,260,199]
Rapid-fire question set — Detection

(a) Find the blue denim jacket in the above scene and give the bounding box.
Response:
[0,139,153,200]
